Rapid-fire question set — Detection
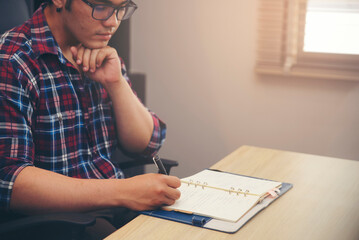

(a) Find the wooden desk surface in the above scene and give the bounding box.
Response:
[105,145,359,240]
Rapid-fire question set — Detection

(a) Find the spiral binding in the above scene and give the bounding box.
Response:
[181,179,260,197]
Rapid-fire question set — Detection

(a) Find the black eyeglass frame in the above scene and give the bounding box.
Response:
[81,0,138,21]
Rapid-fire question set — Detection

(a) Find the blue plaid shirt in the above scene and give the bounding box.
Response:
[0,5,166,210]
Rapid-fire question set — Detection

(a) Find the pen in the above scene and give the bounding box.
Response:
[152,155,168,175]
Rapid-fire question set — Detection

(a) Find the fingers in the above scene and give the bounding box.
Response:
[82,48,99,72]
[158,175,181,206]
[90,50,100,72]
[164,187,181,204]
[125,174,182,210]
[96,49,109,69]
[151,186,180,207]
[165,175,181,188]
[71,45,111,73]
[70,46,78,61]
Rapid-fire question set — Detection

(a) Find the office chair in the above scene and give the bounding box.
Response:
[0,1,178,239]
[0,0,33,34]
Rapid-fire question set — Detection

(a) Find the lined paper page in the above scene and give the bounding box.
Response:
[165,170,281,222]
[182,169,282,195]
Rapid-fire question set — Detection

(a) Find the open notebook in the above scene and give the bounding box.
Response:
[142,169,292,233]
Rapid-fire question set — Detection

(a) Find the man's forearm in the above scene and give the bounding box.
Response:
[107,76,154,153]
[10,166,181,214]
[10,166,121,214]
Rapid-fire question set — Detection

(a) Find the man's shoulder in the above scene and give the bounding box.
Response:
[0,23,33,62]
[0,22,41,94]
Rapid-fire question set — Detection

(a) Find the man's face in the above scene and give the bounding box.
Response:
[63,0,126,49]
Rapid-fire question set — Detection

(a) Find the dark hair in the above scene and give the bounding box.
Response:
[34,0,51,9]
[65,0,73,10]
[38,0,73,10]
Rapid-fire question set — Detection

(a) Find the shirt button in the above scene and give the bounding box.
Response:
[57,113,63,122]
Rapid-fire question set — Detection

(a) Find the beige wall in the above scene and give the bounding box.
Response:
[130,0,359,178]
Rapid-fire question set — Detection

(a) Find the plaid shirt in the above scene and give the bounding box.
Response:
[0,5,166,210]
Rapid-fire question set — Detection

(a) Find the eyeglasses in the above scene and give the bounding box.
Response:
[81,0,138,21]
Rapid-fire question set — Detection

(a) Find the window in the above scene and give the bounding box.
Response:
[256,0,359,81]
[304,0,359,55]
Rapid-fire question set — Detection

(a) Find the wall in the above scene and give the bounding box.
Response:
[129,0,359,178]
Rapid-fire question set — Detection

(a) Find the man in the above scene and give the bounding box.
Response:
[0,0,180,237]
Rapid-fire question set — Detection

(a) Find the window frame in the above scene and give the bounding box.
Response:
[256,0,359,81]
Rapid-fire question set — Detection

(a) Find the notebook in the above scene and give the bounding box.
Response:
[142,169,292,233]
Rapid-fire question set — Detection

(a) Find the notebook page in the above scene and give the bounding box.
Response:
[167,182,260,222]
[164,170,282,222]
[182,169,281,195]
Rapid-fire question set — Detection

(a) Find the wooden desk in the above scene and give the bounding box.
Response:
[105,146,359,240]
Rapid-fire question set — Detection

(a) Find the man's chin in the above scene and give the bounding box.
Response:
[82,40,110,49]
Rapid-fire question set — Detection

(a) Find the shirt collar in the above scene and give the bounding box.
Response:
[30,3,66,64]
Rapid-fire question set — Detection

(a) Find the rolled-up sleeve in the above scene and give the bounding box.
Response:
[141,112,166,157]
[0,60,35,210]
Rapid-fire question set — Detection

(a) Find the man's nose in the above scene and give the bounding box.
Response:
[103,11,120,27]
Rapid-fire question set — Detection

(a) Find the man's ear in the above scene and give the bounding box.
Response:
[52,0,65,9]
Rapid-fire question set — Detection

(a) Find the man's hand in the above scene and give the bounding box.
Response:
[70,45,123,90]
[70,44,155,153]
[10,167,180,214]
[120,174,181,211]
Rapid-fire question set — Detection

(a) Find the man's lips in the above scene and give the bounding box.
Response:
[97,32,113,35]
[95,33,113,40]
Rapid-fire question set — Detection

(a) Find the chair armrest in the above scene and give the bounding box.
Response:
[160,158,179,174]
[0,212,96,235]
[117,157,179,174]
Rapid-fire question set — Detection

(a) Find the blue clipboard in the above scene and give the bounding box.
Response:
[142,170,293,233]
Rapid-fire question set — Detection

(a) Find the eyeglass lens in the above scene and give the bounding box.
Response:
[93,4,136,21]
